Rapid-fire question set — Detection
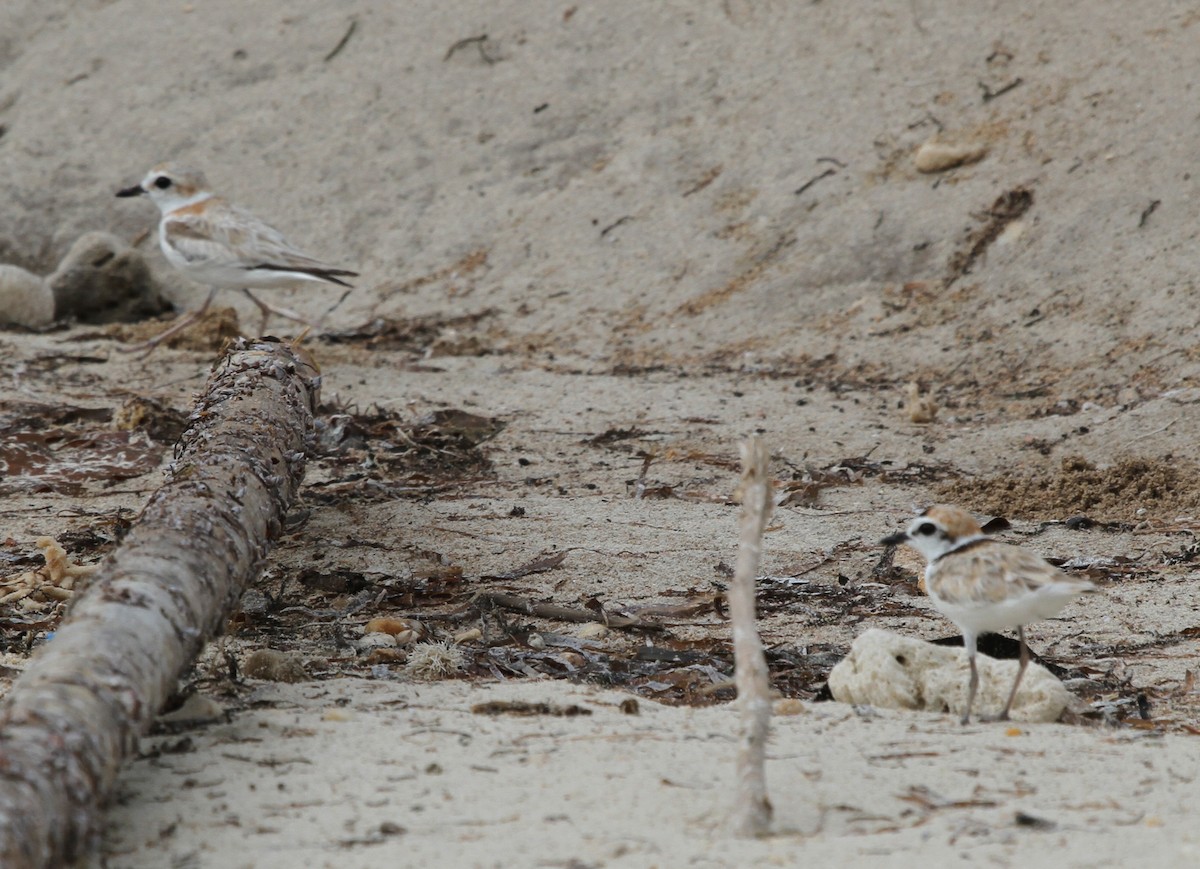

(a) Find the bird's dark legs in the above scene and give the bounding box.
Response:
[242,289,315,336]
[962,631,978,725]
[998,625,1030,721]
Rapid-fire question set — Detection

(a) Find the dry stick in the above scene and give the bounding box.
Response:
[730,437,774,837]
[475,592,656,630]
[0,339,320,868]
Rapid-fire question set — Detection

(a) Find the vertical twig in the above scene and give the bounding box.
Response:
[730,437,774,837]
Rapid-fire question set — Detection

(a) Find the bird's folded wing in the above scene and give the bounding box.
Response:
[931,544,1087,605]
[163,204,351,276]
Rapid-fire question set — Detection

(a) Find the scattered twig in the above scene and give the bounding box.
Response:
[600,215,633,238]
[1118,416,1179,450]
[634,452,653,499]
[405,727,473,745]
[324,19,358,63]
[907,112,944,133]
[481,551,568,580]
[474,592,659,630]
[899,784,999,812]
[944,186,1034,285]
[1138,199,1161,229]
[730,437,774,837]
[444,34,496,64]
[683,165,723,197]
[979,77,1023,102]
[794,167,836,197]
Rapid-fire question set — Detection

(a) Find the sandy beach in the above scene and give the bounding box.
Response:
[2,2,1200,866]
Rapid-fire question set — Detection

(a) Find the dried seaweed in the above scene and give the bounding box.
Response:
[320,310,496,355]
[0,430,163,494]
[471,700,591,717]
[306,405,503,502]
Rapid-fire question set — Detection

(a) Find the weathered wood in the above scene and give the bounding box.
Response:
[0,339,320,867]
[730,438,774,838]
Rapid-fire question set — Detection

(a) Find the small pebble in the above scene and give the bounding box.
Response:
[577,623,609,640]
[914,139,988,173]
[357,632,399,651]
[242,648,307,683]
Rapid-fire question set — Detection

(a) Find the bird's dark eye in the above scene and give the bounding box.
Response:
[913,521,937,536]
[153,176,172,189]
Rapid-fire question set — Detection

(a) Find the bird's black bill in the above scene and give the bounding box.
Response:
[115,185,145,198]
[879,532,908,547]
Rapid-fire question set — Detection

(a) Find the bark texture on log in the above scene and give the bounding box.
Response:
[0,339,320,868]
[730,438,774,838]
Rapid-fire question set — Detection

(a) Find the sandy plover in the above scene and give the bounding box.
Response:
[882,504,1097,724]
[116,163,357,352]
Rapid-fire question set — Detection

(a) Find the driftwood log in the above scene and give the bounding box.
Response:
[0,339,320,867]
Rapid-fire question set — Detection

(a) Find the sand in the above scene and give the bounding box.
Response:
[2,1,1200,866]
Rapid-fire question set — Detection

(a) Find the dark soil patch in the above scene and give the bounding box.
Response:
[936,454,1200,522]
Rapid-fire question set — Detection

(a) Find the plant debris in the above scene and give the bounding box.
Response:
[112,397,188,442]
[306,405,504,502]
[481,551,568,580]
[0,537,97,611]
[0,402,112,432]
[945,186,1033,285]
[320,310,496,356]
[0,429,163,494]
[471,700,591,717]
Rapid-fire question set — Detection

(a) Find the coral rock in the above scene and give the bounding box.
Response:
[0,264,53,328]
[45,231,170,323]
[828,628,1070,723]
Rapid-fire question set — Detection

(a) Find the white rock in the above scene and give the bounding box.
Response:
[157,692,226,726]
[356,631,399,651]
[0,264,53,328]
[454,627,483,644]
[828,628,1070,723]
[45,231,168,323]
[913,140,988,173]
